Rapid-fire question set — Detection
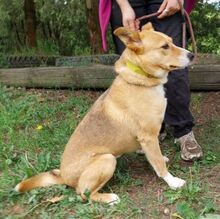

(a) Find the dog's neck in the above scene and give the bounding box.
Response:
[115,57,168,87]
[125,60,157,79]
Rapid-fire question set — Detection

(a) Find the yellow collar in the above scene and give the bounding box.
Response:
[126,60,154,78]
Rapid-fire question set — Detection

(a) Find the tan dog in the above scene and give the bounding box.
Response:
[15,23,194,205]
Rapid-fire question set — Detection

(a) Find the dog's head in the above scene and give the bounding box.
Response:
[114,22,194,78]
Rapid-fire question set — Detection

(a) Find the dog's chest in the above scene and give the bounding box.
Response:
[130,84,166,109]
[152,84,165,98]
[105,82,167,132]
[126,84,167,123]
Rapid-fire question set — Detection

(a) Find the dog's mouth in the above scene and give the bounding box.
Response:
[169,65,182,70]
[169,64,187,70]
[169,65,178,69]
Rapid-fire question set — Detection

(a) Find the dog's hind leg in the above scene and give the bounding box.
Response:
[138,135,185,190]
[76,154,119,205]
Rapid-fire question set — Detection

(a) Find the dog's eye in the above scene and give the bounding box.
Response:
[161,44,169,49]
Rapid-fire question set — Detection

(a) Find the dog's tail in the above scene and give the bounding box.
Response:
[14,169,64,193]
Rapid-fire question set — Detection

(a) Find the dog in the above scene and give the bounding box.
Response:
[15,22,194,205]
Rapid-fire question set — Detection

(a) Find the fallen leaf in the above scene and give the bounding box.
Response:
[46,195,64,203]
[11,205,24,214]
[36,125,43,130]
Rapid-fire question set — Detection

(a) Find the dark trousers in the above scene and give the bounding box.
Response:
[110,0,194,138]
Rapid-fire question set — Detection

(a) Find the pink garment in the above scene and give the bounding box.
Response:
[99,0,112,51]
[185,0,197,15]
[99,0,197,51]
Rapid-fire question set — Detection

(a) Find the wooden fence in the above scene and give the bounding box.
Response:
[0,54,219,90]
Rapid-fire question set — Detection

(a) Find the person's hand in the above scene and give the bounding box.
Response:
[157,0,183,19]
[119,2,140,31]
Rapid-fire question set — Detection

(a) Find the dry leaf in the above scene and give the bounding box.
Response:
[11,205,24,214]
[46,195,64,203]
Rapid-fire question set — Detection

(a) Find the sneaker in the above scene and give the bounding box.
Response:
[175,131,203,161]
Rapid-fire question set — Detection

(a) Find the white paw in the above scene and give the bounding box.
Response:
[168,177,186,190]
[163,156,169,163]
[163,172,186,190]
[136,149,145,155]
[108,194,120,206]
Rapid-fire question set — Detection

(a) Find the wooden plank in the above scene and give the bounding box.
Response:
[189,65,220,90]
[194,54,220,65]
[0,64,220,90]
[0,65,115,89]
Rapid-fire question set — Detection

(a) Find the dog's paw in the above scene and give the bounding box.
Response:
[163,156,169,163]
[136,149,145,155]
[163,172,186,190]
[168,177,186,190]
[108,193,120,206]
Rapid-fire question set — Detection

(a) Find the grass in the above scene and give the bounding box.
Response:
[0,86,219,219]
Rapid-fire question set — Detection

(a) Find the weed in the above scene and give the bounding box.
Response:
[176,201,197,219]
[191,92,203,112]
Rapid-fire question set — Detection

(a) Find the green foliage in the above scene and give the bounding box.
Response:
[0,0,90,56]
[0,0,24,51]
[175,199,217,219]
[0,53,8,68]
[0,0,219,56]
[191,1,220,55]
[36,0,90,55]
[164,178,202,204]
[176,202,197,219]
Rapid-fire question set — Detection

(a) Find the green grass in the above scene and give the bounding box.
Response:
[0,86,219,218]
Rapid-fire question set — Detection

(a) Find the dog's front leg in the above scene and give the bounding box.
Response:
[138,134,186,190]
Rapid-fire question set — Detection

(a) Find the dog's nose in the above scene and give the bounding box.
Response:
[187,52,194,61]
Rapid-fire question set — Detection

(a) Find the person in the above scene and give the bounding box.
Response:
[99,0,203,161]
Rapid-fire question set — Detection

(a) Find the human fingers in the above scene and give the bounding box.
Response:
[123,19,130,29]
[158,0,183,19]
[135,19,140,31]
[158,8,170,19]
[128,20,136,31]
[122,6,136,30]
[158,0,167,13]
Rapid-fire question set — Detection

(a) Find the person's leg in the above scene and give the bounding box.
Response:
[110,2,202,160]
[110,1,194,136]
[143,3,194,136]
[142,3,203,160]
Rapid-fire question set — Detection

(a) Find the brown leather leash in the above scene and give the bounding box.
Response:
[136,0,197,61]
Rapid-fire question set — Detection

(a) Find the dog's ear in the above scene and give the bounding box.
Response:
[114,27,144,54]
[142,22,154,31]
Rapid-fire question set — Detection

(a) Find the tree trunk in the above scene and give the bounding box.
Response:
[24,0,37,48]
[86,0,104,54]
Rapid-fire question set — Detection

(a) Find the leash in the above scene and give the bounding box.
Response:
[136,0,197,61]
